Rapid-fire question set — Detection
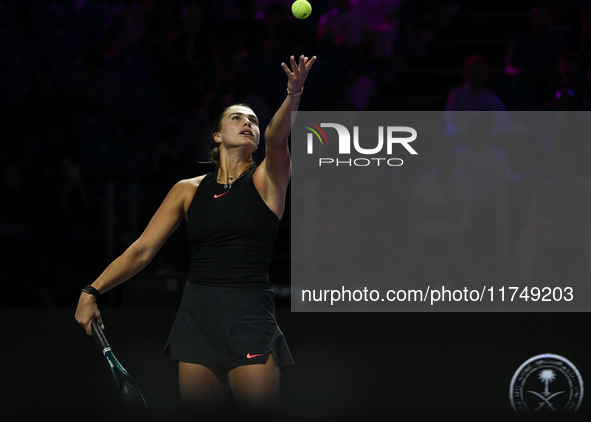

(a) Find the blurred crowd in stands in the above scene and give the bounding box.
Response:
[0,0,590,306]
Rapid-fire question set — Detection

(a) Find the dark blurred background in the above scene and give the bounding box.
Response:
[2,0,591,305]
[2,0,591,420]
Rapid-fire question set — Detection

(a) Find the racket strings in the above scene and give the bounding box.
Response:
[119,375,148,408]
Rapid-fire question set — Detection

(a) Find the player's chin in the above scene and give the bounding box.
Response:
[239,137,259,151]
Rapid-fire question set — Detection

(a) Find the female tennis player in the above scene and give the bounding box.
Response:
[75,55,316,412]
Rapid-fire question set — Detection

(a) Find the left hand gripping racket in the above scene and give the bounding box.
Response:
[90,320,148,410]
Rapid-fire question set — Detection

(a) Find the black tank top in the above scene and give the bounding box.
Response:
[186,166,280,286]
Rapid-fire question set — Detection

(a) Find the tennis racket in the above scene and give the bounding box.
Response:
[90,319,148,410]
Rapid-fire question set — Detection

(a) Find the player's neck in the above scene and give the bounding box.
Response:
[217,159,253,185]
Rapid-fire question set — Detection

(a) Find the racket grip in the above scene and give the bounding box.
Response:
[91,319,111,353]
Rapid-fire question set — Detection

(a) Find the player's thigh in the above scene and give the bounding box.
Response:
[228,353,280,406]
[178,362,229,408]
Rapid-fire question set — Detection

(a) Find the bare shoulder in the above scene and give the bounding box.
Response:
[254,159,291,189]
[175,175,206,215]
[178,175,206,188]
[253,162,290,219]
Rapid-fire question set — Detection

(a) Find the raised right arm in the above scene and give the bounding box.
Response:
[75,178,199,334]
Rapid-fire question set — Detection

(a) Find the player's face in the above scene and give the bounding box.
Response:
[216,105,260,152]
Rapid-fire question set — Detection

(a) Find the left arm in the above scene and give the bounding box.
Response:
[255,55,316,217]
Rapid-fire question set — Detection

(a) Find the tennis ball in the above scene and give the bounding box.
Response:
[292,0,312,19]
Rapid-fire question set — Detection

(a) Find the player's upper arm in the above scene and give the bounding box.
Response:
[261,138,291,190]
[133,179,197,261]
[254,141,291,219]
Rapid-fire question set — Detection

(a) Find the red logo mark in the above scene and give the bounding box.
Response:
[246,353,263,359]
[214,192,229,198]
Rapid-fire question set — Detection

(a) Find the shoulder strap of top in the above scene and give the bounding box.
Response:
[200,170,217,186]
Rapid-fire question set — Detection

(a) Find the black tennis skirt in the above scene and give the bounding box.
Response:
[164,282,294,368]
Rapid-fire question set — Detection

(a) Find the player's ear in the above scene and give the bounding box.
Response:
[213,132,221,144]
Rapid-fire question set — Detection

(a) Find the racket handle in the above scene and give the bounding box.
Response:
[91,319,111,353]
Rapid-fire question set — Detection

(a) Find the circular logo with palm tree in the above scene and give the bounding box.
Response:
[510,353,583,414]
